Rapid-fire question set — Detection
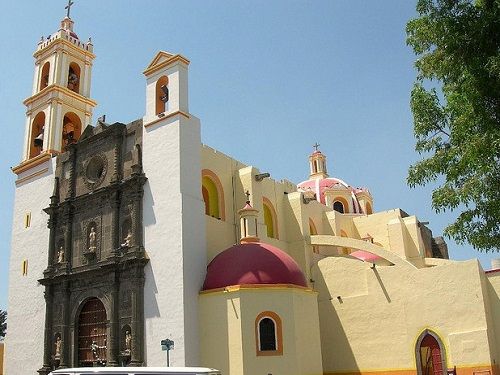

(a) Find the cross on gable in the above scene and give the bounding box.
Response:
[65,0,74,18]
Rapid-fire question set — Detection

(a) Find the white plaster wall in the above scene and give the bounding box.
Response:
[142,113,205,367]
[5,159,55,375]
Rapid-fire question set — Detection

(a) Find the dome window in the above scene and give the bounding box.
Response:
[256,311,283,356]
[333,200,345,213]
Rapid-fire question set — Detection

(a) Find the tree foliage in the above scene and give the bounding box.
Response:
[0,310,6,339]
[406,0,500,251]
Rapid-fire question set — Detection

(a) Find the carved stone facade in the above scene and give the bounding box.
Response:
[38,120,148,374]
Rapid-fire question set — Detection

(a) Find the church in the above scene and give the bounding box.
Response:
[5,10,500,375]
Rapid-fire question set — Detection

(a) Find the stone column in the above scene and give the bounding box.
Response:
[63,206,73,268]
[130,191,143,248]
[38,286,53,375]
[110,191,120,254]
[59,281,70,368]
[108,273,120,366]
[130,267,144,366]
[47,215,57,267]
[111,136,122,183]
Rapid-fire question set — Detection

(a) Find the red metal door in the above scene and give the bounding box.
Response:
[421,334,444,375]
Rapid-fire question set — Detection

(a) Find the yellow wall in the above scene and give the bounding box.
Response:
[313,257,497,374]
[200,142,500,375]
[200,286,323,375]
[486,271,500,368]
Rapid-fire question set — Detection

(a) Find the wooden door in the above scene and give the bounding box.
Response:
[78,298,107,366]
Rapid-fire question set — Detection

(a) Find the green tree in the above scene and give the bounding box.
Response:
[0,310,6,339]
[406,0,500,251]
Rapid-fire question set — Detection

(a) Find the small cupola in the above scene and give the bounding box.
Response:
[238,191,259,244]
[309,143,328,179]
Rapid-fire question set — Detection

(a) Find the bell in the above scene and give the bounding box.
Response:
[160,84,169,103]
[34,133,44,147]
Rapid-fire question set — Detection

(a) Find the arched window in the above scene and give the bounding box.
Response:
[263,197,278,239]
[62,112,82,148]
[255,311,283,356]
[155,75,169,115]
[309,218,319,253]
[333,197,349,213]
[40,62,50,90]
[415,330,446,375]
[67,62,81,93]
[201,170,225,220]
[365,201,373,215]
[30,112,45,158]
[333,201,344,213]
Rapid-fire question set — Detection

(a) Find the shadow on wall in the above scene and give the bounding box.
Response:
[143,262,160,319]
[312,263,359,373]
[143,182,156,228]
[486,274,500,364]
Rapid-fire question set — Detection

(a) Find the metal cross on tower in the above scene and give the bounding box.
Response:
[313,142,320,151]
[245,190,251,203]
[65,0,74,18]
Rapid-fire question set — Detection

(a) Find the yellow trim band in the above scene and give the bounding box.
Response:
[24,85,97,107]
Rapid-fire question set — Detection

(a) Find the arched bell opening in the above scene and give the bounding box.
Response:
[30,112,46,158]
[62,112,82,148]
[67,62,81,93]
[40,62,50,91]
[155,75,169,115]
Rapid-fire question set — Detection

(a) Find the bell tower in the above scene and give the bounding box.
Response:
[12,7,96,175]
[309,143,328,179]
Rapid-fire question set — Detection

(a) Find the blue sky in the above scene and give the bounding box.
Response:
[0,1,498,311]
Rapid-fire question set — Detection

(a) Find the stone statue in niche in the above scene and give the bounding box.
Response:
[57,246,65,263]
[54,336,62,358]
[125,330,132,352]
[121,230,132,248]
[88,226,97,252]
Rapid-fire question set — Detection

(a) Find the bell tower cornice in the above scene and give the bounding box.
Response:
[23,84,97,108]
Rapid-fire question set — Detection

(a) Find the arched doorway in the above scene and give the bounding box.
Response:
[416,330,446,375]
[78,298,107,366]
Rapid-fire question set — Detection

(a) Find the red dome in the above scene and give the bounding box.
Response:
[202,242,307,291]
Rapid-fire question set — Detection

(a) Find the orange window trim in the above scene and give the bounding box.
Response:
[255,311,283,356]
[201,169,225,221]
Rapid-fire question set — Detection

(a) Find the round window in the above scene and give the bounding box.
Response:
[84,154,108,189]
